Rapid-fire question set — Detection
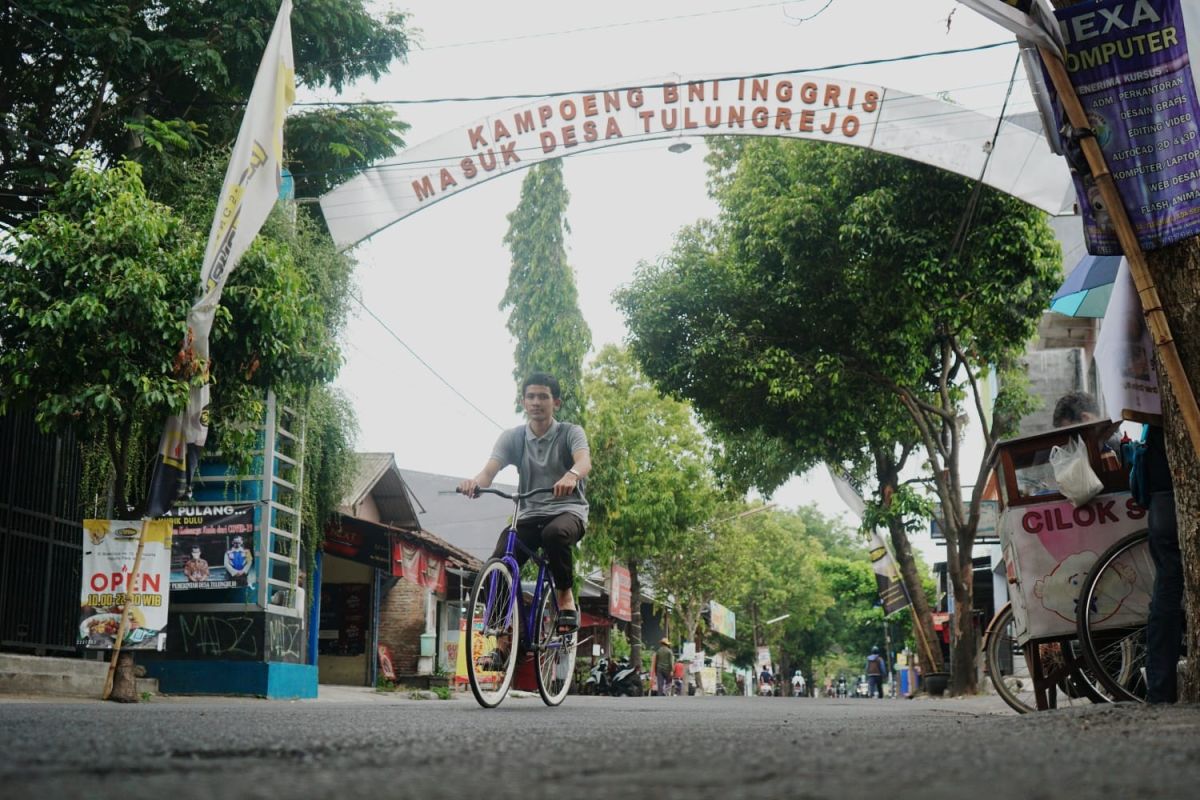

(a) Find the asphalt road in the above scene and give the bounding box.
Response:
[3,690,1198,800]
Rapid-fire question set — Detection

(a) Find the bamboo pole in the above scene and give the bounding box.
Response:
[1038,47,1200,459]
[101,517,149,701]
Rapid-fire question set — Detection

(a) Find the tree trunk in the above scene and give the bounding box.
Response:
[948,550,978,695]
[1147,239,1200,701]
[628,558,642,672]
[106,653,139,703]
[887,516,943,673]
[1050,0,1199,701]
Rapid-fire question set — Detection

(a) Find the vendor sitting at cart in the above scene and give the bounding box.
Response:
[1015,393,1122,498]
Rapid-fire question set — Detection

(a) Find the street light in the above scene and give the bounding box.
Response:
[764,613,791,625]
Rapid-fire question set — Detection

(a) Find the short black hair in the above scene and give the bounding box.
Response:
[1052,391,1099,427]
[522,372,560,399]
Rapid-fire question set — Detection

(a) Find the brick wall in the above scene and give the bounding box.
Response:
[378,578,427,674]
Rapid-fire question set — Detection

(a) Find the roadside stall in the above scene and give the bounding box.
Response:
[987,418,1151,711]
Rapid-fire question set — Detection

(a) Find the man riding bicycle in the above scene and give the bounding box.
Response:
[459,372,591,648]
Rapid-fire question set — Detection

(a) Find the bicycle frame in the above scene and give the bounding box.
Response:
[477,488,562,655]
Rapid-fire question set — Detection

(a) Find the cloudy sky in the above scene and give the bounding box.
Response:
[309,0,1041,556]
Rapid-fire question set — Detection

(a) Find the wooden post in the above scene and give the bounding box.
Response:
[101,517,149,701]
[1038,47,1200,459]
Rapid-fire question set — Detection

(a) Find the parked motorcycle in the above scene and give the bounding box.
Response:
[584,658,613,695]
[609,656,642,696]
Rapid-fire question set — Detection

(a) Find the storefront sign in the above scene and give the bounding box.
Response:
[162,504,256,590]
[79,520,172,650]
[1052,0,1200,253]
[609,562,632,621]
[325,516,391,571]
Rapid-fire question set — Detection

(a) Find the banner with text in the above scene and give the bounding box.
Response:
[868,530,910,617]
[1051,0,1200,253]
[79,520,173,650]
[320,71,1080,248]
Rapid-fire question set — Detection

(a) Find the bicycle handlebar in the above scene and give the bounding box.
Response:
[456,486,555,501]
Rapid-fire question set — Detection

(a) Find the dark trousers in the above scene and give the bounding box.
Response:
[1146,491,1183,703]
[867,674,884,698]
[491,512,585,590]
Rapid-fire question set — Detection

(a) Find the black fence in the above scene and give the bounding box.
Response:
[0,410,83,653]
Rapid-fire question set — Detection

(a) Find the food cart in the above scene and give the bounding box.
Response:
[987,419,1149,710]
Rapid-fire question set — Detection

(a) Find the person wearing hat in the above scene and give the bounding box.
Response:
[651,637,674,697]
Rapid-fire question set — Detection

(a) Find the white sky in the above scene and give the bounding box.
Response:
[313,1,1039,562]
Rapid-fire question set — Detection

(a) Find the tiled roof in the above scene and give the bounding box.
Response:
[398,468,516,563]
[341,452,421,530]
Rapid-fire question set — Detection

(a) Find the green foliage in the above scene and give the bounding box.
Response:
[286,105,409,201]
[0,1,410,229]
[862,484,935,536]
[610,628,631,659]
[300,386,358,583]
[0,154,202,506]
[1,151,359,517]
[580,346,716,570]
[501,159,592,422]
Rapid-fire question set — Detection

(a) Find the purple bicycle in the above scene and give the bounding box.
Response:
[459,486,578,708]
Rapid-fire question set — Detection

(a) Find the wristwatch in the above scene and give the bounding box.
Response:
[568,468,582,479]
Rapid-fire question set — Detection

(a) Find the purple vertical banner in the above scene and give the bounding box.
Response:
[1051,0,1200,254]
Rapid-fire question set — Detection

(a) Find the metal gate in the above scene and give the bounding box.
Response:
[0,410,83,653]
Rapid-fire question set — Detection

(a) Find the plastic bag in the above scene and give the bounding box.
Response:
[1049,435,1104,507]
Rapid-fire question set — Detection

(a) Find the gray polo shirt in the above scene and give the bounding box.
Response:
[491,420,589,523]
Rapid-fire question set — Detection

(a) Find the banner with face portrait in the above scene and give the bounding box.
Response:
[161,504,257,590]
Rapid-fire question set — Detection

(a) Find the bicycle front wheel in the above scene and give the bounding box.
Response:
[465,558,520,708]
[534,579,577,706]
[1076,530,1153,703]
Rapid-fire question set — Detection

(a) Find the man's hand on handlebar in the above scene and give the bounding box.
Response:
[457,478,481,498]
[553,472,579,498]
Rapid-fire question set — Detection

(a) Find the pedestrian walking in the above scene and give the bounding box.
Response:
[651,637,674,697]
[865,646,887,698]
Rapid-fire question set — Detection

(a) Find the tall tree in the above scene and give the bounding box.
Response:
[0,1,410,229]
[581,345,714,669]
[617,138,1059,694]
[501,159,592,422]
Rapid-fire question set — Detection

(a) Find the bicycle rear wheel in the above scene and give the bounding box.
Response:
[1076,530,1153,703]
[534,578,577,706]
[985,603,1035,713]
[465,558,519,708]
[985,603,1100,712]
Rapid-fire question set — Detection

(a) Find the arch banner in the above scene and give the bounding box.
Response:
[319,71,1077,250]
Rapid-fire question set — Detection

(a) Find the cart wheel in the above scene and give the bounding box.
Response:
[1076,530,1152,703]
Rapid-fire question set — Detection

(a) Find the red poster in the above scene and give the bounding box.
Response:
[609,562,631,622]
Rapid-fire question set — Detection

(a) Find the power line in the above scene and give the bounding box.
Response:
[350,293,506,430]
[293,40,1016,108]
[419,1,819,51]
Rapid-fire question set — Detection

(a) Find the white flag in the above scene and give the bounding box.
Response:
[146,0,296,517]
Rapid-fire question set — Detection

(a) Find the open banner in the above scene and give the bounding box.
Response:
[79,520,173,650]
